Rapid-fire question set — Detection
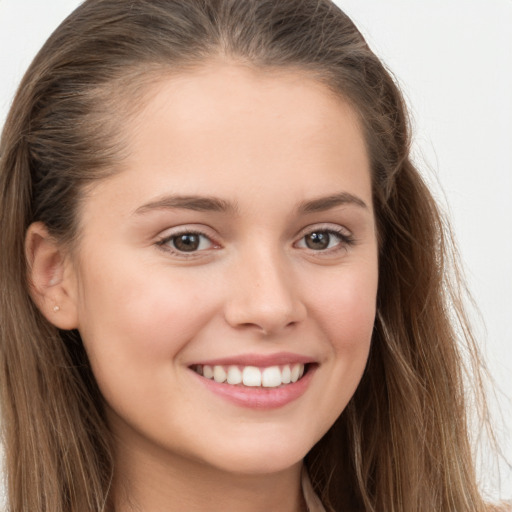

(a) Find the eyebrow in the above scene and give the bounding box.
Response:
[134,195,238,215]
[298,192,368,213]
[134,191,368,216]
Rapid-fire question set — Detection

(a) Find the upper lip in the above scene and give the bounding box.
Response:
[189,352,316,367]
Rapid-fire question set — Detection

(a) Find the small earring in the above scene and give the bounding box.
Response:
[53,305,61,312]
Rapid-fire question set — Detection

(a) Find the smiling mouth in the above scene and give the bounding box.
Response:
[191,363,311,388]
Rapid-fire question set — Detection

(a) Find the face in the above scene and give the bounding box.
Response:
[69,63,378,476]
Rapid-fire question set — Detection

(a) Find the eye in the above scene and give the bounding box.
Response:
[158,231,214,253]
[295,228,353,251]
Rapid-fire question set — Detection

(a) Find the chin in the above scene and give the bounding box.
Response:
[196,429,316,476]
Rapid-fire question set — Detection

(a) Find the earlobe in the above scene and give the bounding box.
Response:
[25,222,79,330]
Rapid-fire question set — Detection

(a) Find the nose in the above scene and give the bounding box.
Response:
[223,248,307,336]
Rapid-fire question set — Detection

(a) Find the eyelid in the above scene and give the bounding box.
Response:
[294,222,353,240]
[293,223,355,251]
[153,222,355,259]
[155,225,221,257]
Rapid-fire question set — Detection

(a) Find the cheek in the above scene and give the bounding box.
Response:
[75,259,224,425]
[76,256,219,365]
[296,263,377,435]
[310,262,378,354]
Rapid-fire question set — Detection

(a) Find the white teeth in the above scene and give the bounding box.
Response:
[290,364,301,383]
[262,366,282,388]
[203,365,214,379]
[281,365,291,384]
[213,366,227,383]
[226,365,242,385]
[242,366,262,387]
[195,363,306,388]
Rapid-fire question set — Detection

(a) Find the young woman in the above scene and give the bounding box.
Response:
[0,1,507,511]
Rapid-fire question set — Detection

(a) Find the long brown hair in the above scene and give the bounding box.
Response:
[0,0,502,510]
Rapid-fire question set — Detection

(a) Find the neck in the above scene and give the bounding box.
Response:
[112,435,306,512]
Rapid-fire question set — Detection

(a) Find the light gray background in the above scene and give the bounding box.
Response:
[1,0,510,501]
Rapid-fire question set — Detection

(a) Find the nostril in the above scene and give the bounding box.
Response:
[224,298,306,336]
[234,319,298,336]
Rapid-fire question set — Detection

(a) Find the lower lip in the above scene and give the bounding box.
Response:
[191,366,316,410]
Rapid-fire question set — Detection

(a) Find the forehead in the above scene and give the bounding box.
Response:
[135,62,366,146]
[82,62,372,222]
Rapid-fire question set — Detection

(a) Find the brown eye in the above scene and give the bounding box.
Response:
[304,231,333,250]
[169,233,211,252]
[173,234,200,252]
[296,228,353,253]
[157,230,216,256]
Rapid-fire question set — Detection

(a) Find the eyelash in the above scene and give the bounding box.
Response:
[156,230,218,258]
[155,226,355,257]
[294,227,355,254]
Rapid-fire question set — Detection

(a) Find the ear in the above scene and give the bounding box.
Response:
[25,222,79,330]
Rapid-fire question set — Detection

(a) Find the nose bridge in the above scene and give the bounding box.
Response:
[224,242,305,334]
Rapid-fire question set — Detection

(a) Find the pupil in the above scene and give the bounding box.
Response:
[174,234,199,252]
[306,232,329,250]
